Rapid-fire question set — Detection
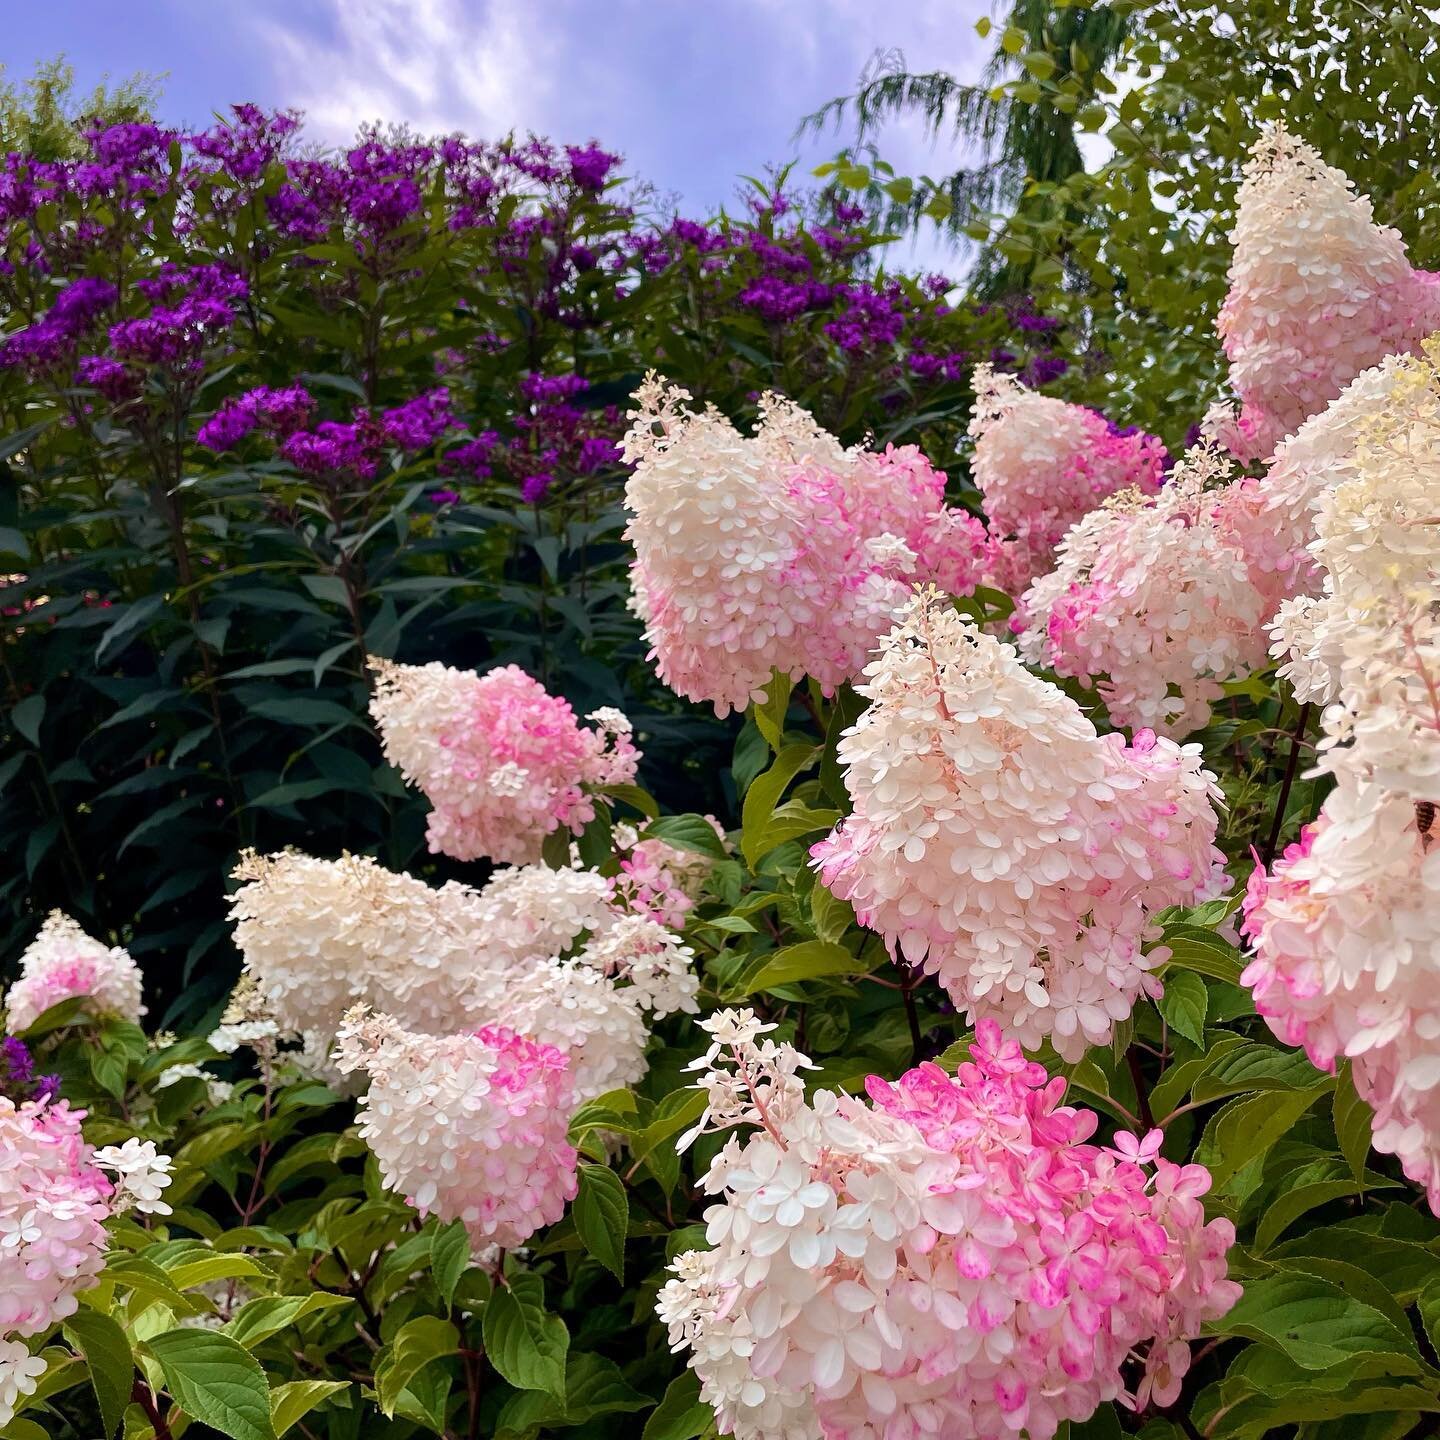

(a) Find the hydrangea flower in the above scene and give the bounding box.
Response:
[1243,784,1440,1207]
[1018,444,1289,736]
[0,1095,172,1426]
[607,816,727,928]
[1216,123,1440,462]
[622,376,987,716]
[335,1007,579,1249]
[659,1014,1240,1440]
[369,659,640,864]
[967,363,1167,599]
[4,912,145,1034]
[812,589,1225,1058]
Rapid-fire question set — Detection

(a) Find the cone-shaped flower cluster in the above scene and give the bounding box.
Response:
[1216,123,1440,462]
[4,912,145,1034]
[0,1096,173,1426]
[1243,342,1440,1209]
[1018,445,1288,736]
[812,590,1225,1059]
[967,364,1167,600]
[369,658,639,863]
[229,851,697,1102]
[335,1007,579,1250]
[659,1014,1240,1440]
[621,375,989,716]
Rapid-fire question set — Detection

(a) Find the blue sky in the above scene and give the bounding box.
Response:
[7,1,990,264]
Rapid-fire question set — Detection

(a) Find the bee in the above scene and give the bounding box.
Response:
[1419,800,1436,836]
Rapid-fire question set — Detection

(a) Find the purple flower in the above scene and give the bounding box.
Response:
[380,388,455,450]
[1025,353,1070,386]
[566,143,621,192]
[197,384,314,452]
[520,373,588,405]
[282,421,375,478]
[441,434,499,479]
[0,277,118,373]
[2,1036,34,1088]
[33,1074,61,1104]
[578,436,621,473]
[427,487,460,505]
[521,473,554,504]
[76,355,135,401]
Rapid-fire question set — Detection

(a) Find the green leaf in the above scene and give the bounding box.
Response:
[809,884,853,944]
[736,940,857,996]
[430,1219,472,1307]
[269,1380,349,1437]
[601,782,660,820]
[1195,1083,1331,1191]
[1334,1062,1373,1186]
[641,813,728,860]
[10,694,44,747]
[495,1352,651,1434]
[1160,928,1245,984]
[374,1315,459,1418]
[1156,970,1207,1047]
[574,1164,628,1281]
[166,1254,271,1292]
[146,1328,277,1440]
[1255,1181,1392,1253]
[224,1293,353,1350]
[753,670,794,749]
[63,1310,133,1439]
[1215,1272,1424,1372]
[642,1370,712,1440]
[741,744,818,867]
[482,1272,568,1401]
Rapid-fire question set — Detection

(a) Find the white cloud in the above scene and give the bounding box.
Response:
[256,0,561,144]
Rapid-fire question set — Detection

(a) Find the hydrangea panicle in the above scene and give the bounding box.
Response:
[660,1015,1240,1439]
[813,588,1225,1058]
[1019,444,1288,735]
[967,363,1167,598]
[369,658,640,864]
[4,912,145,1034]
[1216,123,1440,461]
[335,1006,579,1248]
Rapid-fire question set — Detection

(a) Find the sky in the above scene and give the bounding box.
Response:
[5,0,993,269]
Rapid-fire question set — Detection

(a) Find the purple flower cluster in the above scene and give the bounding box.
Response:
[197,383,315,452]
[823,282,910,353]
[0,277,117,373]
[0,1036,59,1103]
[104,264,247,368]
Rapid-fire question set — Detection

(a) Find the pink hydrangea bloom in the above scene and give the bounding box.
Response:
[609,816,727,928]
[335,1007,579,1249]
[967,364,1166,599]
[622,375,986,717]
[1216,123,1440,463]
[369,659,639,863]
[1019,445,1290,736]
[4,912,145,1034]
[659,1014,1240,1440]
[1242,784,1440,1209]
[811,589,1225,1059]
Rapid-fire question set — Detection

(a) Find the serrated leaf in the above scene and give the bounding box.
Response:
[1215,1272,1424,1372]
[740,744,817,867]
[641,813,728,860]
[574,1164,628,1281]
[1156,970,1207,1047]
[642,1370,712,1440]
[223,1293,353,1350]
[269,1380,349,1437]
[737,940,856,996]
[482,1273,567,1401]
[1334,1062,1373,1186]
[374,1315,459,1418]
[63,1310,133,1439]
[752,670,793,749]
[146,1328,277,1440]
[430,1219,471,1307]
[1196,1083,1331,1191]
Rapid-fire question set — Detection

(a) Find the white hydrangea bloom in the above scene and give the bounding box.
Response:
[4,912,144,1033]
